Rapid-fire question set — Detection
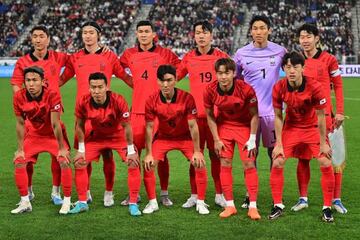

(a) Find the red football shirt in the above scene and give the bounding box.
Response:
[272,77,327,129]
[13,87,62,137]
[11,50,68,95]
[177,47,229,118]
[75,91,130,139]
[145,88,197,140]
[120,45,180,114]
[62,48,127,101]
[204,80,257,127]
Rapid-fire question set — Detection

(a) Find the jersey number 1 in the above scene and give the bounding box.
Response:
[200,72,212,83]
[261,69,266,79]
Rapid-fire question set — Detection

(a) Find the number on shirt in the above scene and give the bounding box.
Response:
[141,70,148,80]
[200,72,212,83]
[261,69,265,79]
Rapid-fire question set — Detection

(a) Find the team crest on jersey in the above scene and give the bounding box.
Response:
[123,112,130,118]
[270,56,276,66]
[152,59,159,68]
[100,62,106,71]
[320,98,326,105]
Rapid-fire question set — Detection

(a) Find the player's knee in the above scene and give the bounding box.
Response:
[318,157,332,167]
[220,158,232,167]
[74,158,87,169]
[272,157,285,168]
[14,157,27,168]
[243,160,255,169]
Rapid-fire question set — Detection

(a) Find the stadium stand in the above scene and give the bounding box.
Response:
[250,0,354,59]
[0,1,39,56]
[11,0,141,56]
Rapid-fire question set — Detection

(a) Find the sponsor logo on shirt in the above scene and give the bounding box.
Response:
[54,104,61,110]
[320,98,326,105]
[246,61,253,65]
[250,98,257,103]
[192,109,197,114]
[123,112,130,118]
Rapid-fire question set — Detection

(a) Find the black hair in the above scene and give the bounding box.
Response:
[281,51,305,67]
[88,72,108,85]
[297,23,319,37]
[249,15,271,29]
[24,66,44,79]
[157,65,176,80]
[215,58,236,72]
[30,25,49,37]
[136,20,154,31]
[82,21,102,33]
[193,20,213,33]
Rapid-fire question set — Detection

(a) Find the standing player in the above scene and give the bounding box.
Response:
[12,66,72,214]
[120,20,180,206]
[177,20,228,208]
[269,52,335,222]
[204,58,261,220]
[142,65,209,215]
[70,72,141,216]
[11,25,68,205]
[233,15,286,208]
[290,24,347,213]
[60,21,132,207]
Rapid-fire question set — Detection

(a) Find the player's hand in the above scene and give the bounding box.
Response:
[214,139,225,158]
[100,44,110,52]
[243,134,257,158]
[334,114,345,129]
[272,144,284,160]
[58,148,70,163]
[192,151,205,168]
[319,143,332,159]
[13,149,25,161]
[74,151,86,168]
[144,154,154,172]
[127,152,140,167]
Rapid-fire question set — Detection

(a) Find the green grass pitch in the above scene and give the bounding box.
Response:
[0,77,359,239]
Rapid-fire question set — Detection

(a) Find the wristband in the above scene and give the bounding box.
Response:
[127,144,136,154]
[78,142,85,153]
[249,134,256,141]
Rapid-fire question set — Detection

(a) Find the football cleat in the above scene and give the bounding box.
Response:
[182,197,197,208]
[129,204,142,216]
[120,195,141,206]
[69,202,89,214]
[51,193,64,205]
[59,202,71,215]
[215,194,226,208]
[241,196,250,209]
[219,206,237,218]
[196,201,210,215]
[333,200,348,214]
[87,191,93,204]
[248,208,261,220]
[11,200,32,214]
[28,190,35,201]
[268,206,284,220]
[322,208,334,222]
[160,195,173,207]
[103,192,114,207]
[291,198,308,212]
[142,201,159,214]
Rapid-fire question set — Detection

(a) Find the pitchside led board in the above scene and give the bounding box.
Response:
[0,60,360,78]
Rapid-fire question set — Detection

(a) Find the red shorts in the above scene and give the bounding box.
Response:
[218,125,255,161]
[24,123,70,163]
[198,118,214,151]
[85,137,127,162]
[282,127,321,159]
[152,139,194,161]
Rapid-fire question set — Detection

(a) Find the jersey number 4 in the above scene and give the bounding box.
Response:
[141,70,148,80]
[200,72,212,83]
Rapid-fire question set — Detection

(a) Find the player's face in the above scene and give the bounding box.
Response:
[216,65,235,91]
[89,79,108,104]
[24,72,44,97]
[250,21,271,45]
[194,25,212,48]
[158,73,176,95]
[299,30,319,52]
[136,26,155,46]
[31,30,50,51]
[82,26,99,46]
[283,60,304,83]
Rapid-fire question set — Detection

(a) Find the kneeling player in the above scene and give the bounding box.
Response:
[269,52,335,222]
[204,58,261,220]
[142,65,209,215]
[12,66,72,214]
[70,72,141,216]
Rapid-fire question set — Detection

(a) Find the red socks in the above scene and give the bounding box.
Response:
[86,163,92,190]
[270,167,284,204]
[189,164,197,194]
[103,155,115,191]
[15,167,28,196]
[245,167,258,202]
[61,167,72,197]
[157,156,169,192]
[75,168,88,201]
[143,169,156,200]
[220,166,233,201]
[210,155,222,194]
[320,166,335,206]
[51,156,61,187]
[128,167,141,203]
[195,168,207,200]
[26,162,34,187]
[297,159,310,197]
[334,172,342,199]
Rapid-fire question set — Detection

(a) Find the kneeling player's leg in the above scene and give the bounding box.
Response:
[26,162,34,196]
[57,155,72,214]
[69,157,89,214]
[102,150,115,192]
[128,163,141,205]
[297,158,311,198]
[219,158,237,217]
[317,157,335,208]
[270,157,287,207]
[12,157,32,214]
[51,155,61,192]
[209,150,222,195]
[158,155,169,194]
[143,160,159,214]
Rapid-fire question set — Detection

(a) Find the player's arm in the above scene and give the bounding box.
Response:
[74,117,86,167]
[188,118,205,168]
[51,111,69,159]
[121,121,139,166]
[317,109,331,158]
[59,60,75,87]
[205,106,225,158]
[331,74,345,128]
[144,121,155,171]
[176,57,188,81]
[244,106,259,157]
[15,116,25,159]
[272,107,284,159]
[113,56,133,88]
[11,61,24,93]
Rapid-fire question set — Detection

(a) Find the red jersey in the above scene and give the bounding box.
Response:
[177,47,229,118]
[120,45,180,114]
[145,88,197,140]
[272,77,327,129]
[203,80,257,127]
[13,87,62,137]
[62,48,127,101]
[11,50,68,95]
[75,91,130,140]
[303,49,344,115]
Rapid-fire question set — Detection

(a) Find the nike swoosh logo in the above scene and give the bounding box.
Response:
[246,61,253,65]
